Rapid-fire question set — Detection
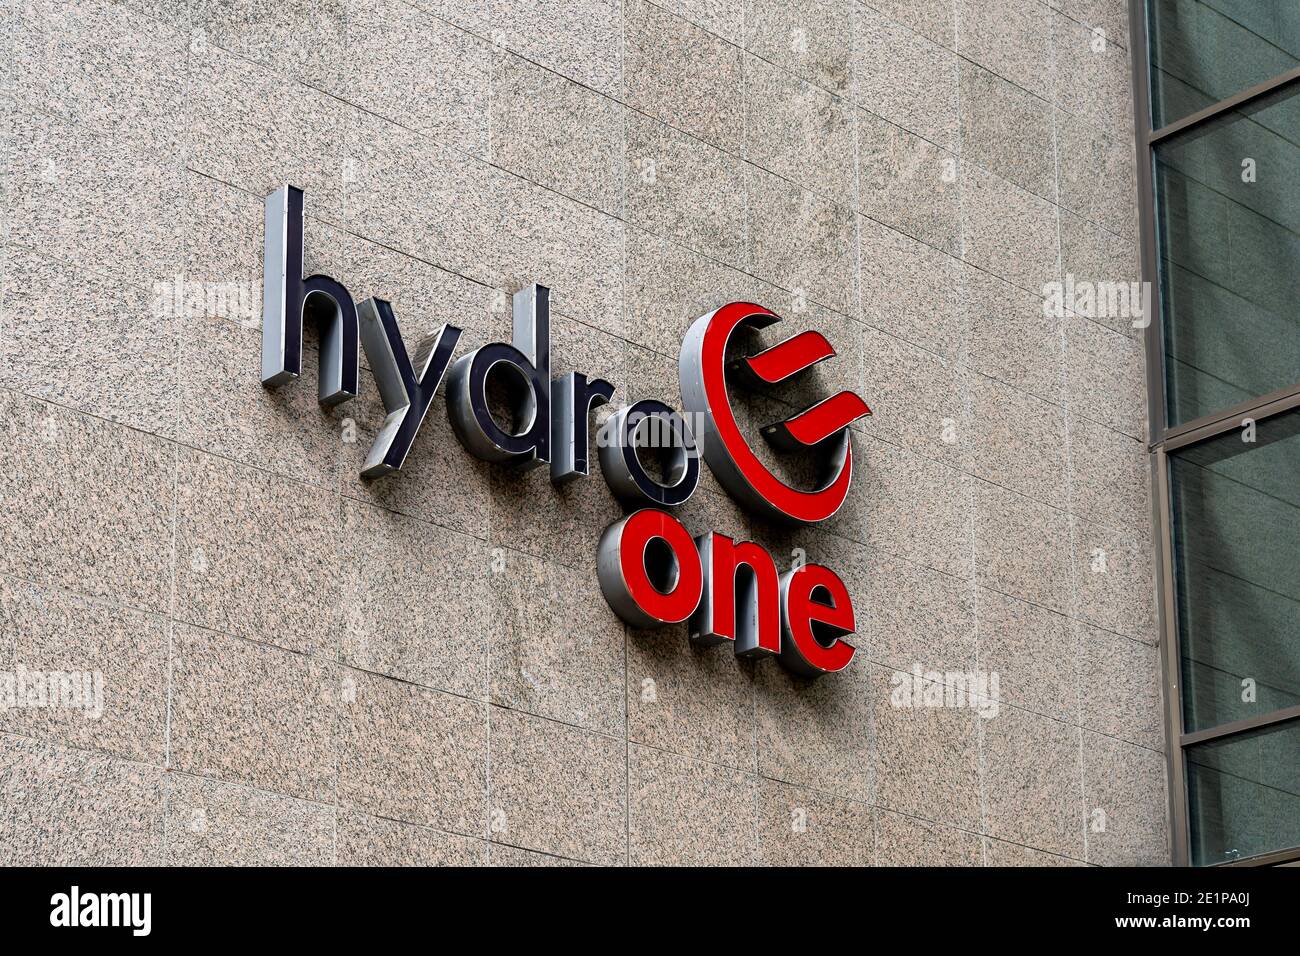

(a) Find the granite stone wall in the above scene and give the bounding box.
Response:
[0,0,1167,865]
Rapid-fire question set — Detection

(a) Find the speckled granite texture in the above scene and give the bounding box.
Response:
[0,0,1166,865]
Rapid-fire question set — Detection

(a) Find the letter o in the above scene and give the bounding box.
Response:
[597,400,699,508]
[597,510,703,628]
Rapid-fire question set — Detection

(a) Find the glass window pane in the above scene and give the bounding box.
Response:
[1186,719,1300,865]
[1155,85,1300,426]
[1169,409,1300,732]
[1149,0,1300,128]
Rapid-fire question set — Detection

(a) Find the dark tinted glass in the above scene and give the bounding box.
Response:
[1170,410,1300,732]
[1155,86,1300,426]
[1186,719,1300,865]
[1149,0,1300,128]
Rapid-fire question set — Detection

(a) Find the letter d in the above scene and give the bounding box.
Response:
[447,284,551,469]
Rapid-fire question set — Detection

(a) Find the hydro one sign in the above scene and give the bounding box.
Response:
[263,186,871,678]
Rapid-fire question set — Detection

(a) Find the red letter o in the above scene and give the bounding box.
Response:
[597,509,703,628]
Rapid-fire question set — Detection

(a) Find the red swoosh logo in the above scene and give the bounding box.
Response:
[735,330,836,384]
[763,391,872,450]
[679,302,871,525]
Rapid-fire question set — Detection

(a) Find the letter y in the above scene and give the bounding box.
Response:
[357,298,461,477]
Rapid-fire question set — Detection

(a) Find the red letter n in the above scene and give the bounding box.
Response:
[690,532,781,658]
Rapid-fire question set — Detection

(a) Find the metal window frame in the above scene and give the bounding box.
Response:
[1129,0,1300,868]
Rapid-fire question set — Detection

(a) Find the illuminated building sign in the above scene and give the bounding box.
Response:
[262,185,870,677]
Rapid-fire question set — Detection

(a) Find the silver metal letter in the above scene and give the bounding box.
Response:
[356,298,462,478]
[261,185,359,406]
[446,284,552,469]
[552,372,615,485]
[597,399,699,507]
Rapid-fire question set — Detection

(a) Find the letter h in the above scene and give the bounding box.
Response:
[261,185,358,405]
